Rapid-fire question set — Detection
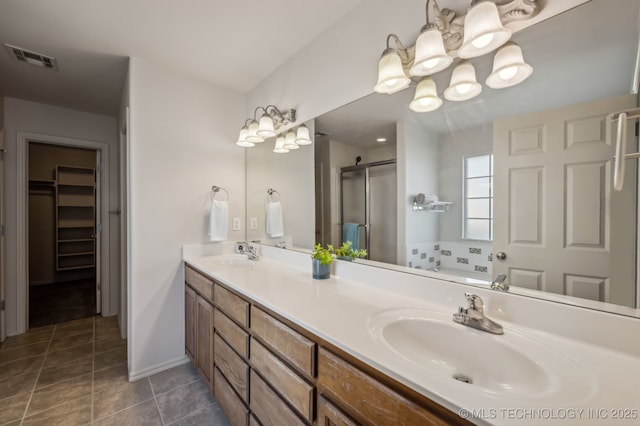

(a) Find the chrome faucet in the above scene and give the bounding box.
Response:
[236,241,260,261]
[453,293,504,335]
[490,273,509,292]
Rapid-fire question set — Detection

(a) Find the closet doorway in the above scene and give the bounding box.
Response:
[28,142,99,327]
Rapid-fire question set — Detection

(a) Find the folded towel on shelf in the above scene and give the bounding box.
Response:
[208,199,228,241]
[342,223,360,250]
[266,201,284,238]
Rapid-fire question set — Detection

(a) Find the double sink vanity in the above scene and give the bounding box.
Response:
[183,243,640,425]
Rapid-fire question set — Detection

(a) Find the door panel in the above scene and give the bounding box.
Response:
[494,95,637,305]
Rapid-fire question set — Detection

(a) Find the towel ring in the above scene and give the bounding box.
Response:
[267,188,280,202]
[211,185,229,201]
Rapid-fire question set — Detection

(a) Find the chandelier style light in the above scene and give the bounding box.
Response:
[374,0,539,112]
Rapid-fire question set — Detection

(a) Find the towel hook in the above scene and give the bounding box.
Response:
[267,188,280,202]
[211,185,229,201]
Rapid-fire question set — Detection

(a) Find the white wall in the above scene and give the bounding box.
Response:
[2,97,118,335]
[247,0,425,125]
[246,121,315,248]
[438,124,493,242]
[403,119,440,246]
[127,58,245,379]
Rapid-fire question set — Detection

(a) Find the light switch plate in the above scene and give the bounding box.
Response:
[250,217,258,230]
[232,217,241,231]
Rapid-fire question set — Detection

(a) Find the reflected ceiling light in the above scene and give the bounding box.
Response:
[376,137,387,143]
[458,1,511,59]
[283,131,300,150]
[374,35,411,94]
[444,60,482,101]
[373,0,540,112]
[486,42,533,89]
[295,124,312,145]
[235,123,255,148]
[273,135,289,153]
[257,112,276,138]
[409,77,443,112]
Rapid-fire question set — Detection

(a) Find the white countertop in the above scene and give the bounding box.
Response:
[183,244,640,425]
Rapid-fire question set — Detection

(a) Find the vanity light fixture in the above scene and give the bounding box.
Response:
[283,130,300,150]
[235,105,296,147]
[444,60,482,101]
[457,1,512,59]
[295,124,312,145]
[373,0,540,112]
[486,42,533,89]
[273,135,289,153]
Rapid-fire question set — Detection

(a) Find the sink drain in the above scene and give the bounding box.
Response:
[453,373,473,384]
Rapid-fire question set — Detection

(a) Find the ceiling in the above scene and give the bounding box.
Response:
[316,0,640,148]
[0,0,366,115]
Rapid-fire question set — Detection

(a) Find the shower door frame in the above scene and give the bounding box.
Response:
[339,159,396,259]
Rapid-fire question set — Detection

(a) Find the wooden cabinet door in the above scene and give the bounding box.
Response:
[196,295,214,390]
[185,286,197,362]
[318,396,358,426]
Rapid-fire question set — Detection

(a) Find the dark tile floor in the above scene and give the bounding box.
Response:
[0,316,230,426]
[29,280,97,328]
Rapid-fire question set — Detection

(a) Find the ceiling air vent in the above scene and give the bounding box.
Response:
[4,44,58,71]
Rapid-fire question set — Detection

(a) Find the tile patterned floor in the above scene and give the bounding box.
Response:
[0,316,230,426]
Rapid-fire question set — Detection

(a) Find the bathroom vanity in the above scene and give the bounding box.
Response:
[183,244,640,425]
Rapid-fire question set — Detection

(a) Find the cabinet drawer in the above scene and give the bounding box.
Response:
[215,284,250,328]
[185,265,213,302]
[250,370,305,426]
[250,339,314,422]
[318,348,453,426]
[214,333,249,402]
[318,396,358,426]
[215,367,249,426]
[215,308,250,358]
[250,306,315,377]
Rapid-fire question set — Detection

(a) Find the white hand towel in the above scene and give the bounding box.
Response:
[208,199,228,241]
[266,201,284,238]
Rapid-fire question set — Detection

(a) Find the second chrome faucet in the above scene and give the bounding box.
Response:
[453,293,504,335]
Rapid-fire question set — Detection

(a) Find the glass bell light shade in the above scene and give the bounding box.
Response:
[458,1,511,59]
[486,42,533,89]
[246,119,264,143]
[273,135,289,153]
[444,60,482,101]
[235,126,255,148]
[295,124,312,145]
[409,25,453,76]
[374,48,411,94]
[283,131,299,149]
[257,112,276,138]
[409,77,442,113]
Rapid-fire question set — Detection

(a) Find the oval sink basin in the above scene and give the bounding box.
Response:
[201,254,255,268]
[369,309,594,403]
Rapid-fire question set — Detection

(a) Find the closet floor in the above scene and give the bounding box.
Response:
[29,280,97,328]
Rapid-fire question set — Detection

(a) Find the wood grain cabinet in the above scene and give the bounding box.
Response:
[183,262,470,426]
[184,265,215,391]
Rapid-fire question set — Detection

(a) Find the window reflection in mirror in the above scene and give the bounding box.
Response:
[246,0,640,313]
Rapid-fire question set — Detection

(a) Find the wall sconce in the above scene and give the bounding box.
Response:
[374,0,538,112]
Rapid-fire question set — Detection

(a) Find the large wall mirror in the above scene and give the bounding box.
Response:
[246,0,640,315]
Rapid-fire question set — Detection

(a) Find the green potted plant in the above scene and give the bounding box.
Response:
[334,241,367,261]
[311,244,334,279]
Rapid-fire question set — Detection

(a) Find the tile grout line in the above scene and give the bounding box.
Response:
[149,376,167,426]
[19,323,58,426]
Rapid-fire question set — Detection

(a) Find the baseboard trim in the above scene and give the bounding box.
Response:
[128,354,190,382]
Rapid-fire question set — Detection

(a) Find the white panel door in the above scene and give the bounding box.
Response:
[493,95,636,305]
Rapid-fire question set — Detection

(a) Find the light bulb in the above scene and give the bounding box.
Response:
[422,58,440,70]
[419,98,435,106]
[498,65,518,80]
[385,78,398,87]
[472,33,494,49]
[456,83,471,94]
